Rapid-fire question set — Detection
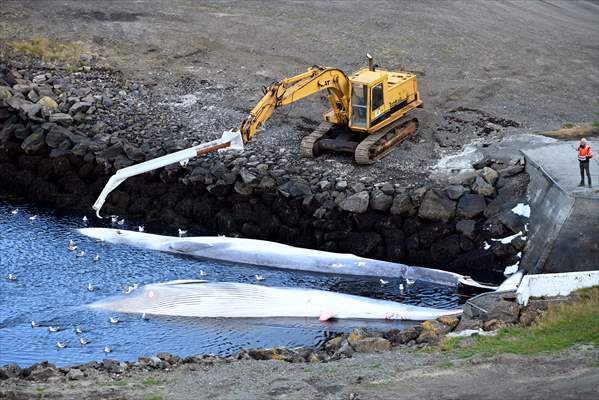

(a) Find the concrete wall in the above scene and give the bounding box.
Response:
[521,151,599,273]
[516,271,599,306]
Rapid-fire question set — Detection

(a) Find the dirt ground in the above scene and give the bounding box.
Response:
[2,0,598,187]
[3,347,598,400]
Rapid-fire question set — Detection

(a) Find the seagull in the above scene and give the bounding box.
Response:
[93,254,100,262]
[11,209,18,215]
[117,219,125,225]
[104,346,113,353]
[122,283,139,294]
[7,273,16,281]
[399,283,405,291]
[255,275,265,281]
[178,228,187,237]
[79,337,91,345]
[82,216,88,222]
[379,279,389,286]
[56,341,67,349]
[141,312,149,321]
[87,283,97,292]
[68,240,77,251]
[31,320,39,328]
[111,216,118,224]
[76,250,86,257]
[138,226,145,232]
[29,215,38,221]
[109,317,119,324]
[75,326,84,335]
[48,326,60,332]
[199,270,208,276]
[406,279,416,285]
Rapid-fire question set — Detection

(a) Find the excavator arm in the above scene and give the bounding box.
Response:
[239,66,352,142]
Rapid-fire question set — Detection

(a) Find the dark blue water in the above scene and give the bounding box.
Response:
[0,201,466,367]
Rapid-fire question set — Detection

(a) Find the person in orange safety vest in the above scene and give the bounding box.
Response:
[577,138,593,187]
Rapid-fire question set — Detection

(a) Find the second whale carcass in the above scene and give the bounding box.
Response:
[90,280,463,321]
[79,228,493,288]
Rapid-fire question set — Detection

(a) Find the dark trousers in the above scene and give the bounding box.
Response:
[579,160,591,185]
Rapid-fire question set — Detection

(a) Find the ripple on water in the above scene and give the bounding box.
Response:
[0,202,466,367]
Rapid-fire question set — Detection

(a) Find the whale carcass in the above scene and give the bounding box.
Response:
[79,228,493,288]
[90,279,463,321]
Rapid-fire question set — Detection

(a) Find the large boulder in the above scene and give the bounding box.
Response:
[481,166,499,185]
[37,96,59,110]
[352,337,391,353]
[472,176,495,197]
[418,189,456,222]
[339,191,370,213]
[369,189,393,212]
[278,178,311,198]
[390,193,416,216]
[457,193,486,219]
[456,219,477,240]
[45,125,71,148]
[21,132,46,154]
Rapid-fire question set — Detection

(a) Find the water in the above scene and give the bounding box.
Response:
[0,201,466,367]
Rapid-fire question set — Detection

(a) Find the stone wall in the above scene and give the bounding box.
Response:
[0,68,530,283]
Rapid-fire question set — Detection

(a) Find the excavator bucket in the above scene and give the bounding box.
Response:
[92,130,243,218]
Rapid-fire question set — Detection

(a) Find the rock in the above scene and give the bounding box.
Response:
[239,169,258,185]
[481,167,499,185]
[380,182,395,195]
[437,315,460,330]
[497,210,525,234]
[324,336,346,354]
[498,164,524,177]
[0,86,12,100]
[431,234,461,264]
[457,194,486,219]
[347,327,370,346]
[486,299,520,324]
[339,191,370,213]
[518,306,541,327]
[21,132,46,154]
[12,83,32,94]
[69,101,92,114]
[335,180,348,191]
[446,185,467,200]
[123,142,145,162]
[45,125,71,148]
[483,318,506,331]
[258,175,276,190]
[278,178,311,198]
[369,190,393,212]
[101,96,113,107]
[37,96,59,110]
[421,319,452,335]
[0,364,21,380]
[332,339,355,360]
[410,186,428,207]
[352,337,391,353]
[66,368,84,381]
[157,352,180,365]
[456,219,477,240]
[234,181,253,195]
[28,363,61,381]
[49,112,73,125]
[472,176,495,197]
[390,193,416,216]
[384,326,422,345]
[418,189,456,222]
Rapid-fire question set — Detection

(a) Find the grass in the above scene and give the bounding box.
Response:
[142,377,161,386]
[437,286,599,357]
[144,396,163,400]
[8,37,85,63]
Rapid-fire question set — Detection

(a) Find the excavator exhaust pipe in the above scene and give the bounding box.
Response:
[367,53,375,71]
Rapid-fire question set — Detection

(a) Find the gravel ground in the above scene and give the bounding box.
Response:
[2,0,598,187]
[3,347,598,400]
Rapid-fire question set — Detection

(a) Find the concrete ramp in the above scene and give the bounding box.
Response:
[521,141,599,273]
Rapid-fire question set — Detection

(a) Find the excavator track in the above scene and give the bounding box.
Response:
[354,117,419,165]
[300,121,334,158]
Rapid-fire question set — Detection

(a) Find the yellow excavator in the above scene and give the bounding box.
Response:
[92,55,423,216]
[241,54,422,164]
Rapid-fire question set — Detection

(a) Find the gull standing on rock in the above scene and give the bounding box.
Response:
[178,229,187,237]
[138,226,145,232]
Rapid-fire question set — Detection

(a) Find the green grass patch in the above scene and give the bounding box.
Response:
[35,386,46,392]
[143,377,161,386]
[144,395,163,400]
[8,37,85,63]
[438,286,599,357]
[370,362,381,369]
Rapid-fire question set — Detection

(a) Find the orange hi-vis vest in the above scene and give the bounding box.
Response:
[578,145,593,161]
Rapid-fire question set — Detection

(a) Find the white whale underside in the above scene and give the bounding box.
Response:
[79,228,490,288]
[91,280,462,320]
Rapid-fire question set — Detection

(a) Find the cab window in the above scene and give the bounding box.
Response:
[372,83,384,111]
[351,83,368,128]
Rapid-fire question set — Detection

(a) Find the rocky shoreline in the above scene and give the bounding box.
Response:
[0,59,529,283]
